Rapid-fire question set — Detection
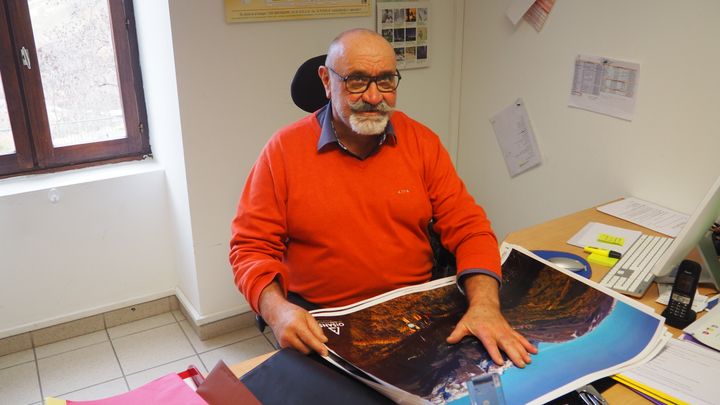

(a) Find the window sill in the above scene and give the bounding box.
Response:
[0,158,164,198]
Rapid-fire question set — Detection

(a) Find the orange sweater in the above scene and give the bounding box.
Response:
[229,108,500,312]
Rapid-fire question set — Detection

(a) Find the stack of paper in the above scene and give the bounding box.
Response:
[597,198,689,238]
[615,338,720,405]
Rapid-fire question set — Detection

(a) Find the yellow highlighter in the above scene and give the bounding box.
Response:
[584,246,622,259]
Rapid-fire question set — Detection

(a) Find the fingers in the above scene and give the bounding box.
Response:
[298,313,328,356]
[514,330,539,354]
[487,346,507,367]
[496,337,529,368]
[476,331,529,368]
[306,312,329,344]
[445,322,471,344]
[274,310,328,356]
[448,316,537,368]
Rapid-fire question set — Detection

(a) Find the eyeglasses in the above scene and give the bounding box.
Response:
[326,66,401,94]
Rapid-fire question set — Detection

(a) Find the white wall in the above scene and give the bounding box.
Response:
[0,2,186,338]
[0,1,464,336]
[167,0,464,320]
[457,0,720,241]
[0,167,177,337]
[133,0,201,316]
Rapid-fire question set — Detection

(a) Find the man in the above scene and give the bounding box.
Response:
[229,29,537,368]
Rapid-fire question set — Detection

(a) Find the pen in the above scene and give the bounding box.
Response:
[584,246,622,259]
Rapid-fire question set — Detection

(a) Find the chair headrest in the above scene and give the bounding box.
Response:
[291,54,328,113]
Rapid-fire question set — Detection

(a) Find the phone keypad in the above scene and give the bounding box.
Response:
[667,292,693,318]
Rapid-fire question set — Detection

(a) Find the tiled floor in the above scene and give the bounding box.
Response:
[0,311,277,405]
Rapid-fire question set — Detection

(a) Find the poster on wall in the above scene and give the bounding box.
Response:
[376,1,430,70]
[224,0,371,23]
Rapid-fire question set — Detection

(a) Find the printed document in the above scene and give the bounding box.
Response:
[619,339,720,405]
[490,98,542,177]
[569,55,640,121]
[597,197,689,237]
[684,303,720,351]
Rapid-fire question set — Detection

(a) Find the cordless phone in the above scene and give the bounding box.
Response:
[661,260,701,329]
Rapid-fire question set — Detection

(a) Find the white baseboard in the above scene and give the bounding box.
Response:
[0,289,176,340]
[174,287,251,326]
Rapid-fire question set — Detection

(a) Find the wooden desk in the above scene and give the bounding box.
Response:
[231,204,717,404]
[504,204,715,327]
[230,351,275,377]
[505,204,716,404]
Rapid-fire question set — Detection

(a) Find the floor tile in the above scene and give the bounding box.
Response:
[106,312,177,339]
[35,331,108,359]
[56,378,128,401]
[125,355,206,390]
[199,335,274,371]
[0,361,41,405]
[38,341,123,397]
[112,323,195,375]
[179,320,260,354]
[0,349,34,370]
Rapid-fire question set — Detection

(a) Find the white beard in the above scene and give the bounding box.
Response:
[349,112,390,135]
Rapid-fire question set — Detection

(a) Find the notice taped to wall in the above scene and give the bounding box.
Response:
[490,98,542,177]
[569,55,640,121]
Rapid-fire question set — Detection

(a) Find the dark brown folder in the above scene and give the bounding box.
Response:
[196,360,261,405]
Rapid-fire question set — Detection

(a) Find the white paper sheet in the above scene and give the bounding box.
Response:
[684,303,720,351]
[490,98,542,177]
[568,55,640,121]
[567,222,642,255]
[620,339,720,405]
[597,197,689,237]
[505,0,535,25]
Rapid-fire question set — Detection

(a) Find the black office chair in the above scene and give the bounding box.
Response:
[290,54,328,113]
[256,56,456,335]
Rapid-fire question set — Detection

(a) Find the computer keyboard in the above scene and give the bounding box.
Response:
[599,234,674,297]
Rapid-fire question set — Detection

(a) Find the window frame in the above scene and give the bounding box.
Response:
[0,0,149,178]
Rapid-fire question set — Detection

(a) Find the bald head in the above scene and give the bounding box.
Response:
[325,29,396,71]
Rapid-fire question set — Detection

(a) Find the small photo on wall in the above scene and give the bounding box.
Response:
[376,1,430,70]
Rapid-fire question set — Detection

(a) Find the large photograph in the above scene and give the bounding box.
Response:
[312,245,666,404]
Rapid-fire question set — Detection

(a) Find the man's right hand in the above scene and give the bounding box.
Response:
[258,282,328,356]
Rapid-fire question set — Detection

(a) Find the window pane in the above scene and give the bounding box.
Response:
[0,73,16,156]
[28,0,126,148]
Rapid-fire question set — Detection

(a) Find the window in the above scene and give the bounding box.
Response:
[0,0,149,178]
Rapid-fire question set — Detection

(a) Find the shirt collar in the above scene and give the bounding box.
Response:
[316,102,397,151]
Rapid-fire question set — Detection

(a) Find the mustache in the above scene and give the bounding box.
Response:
[349,99,393,113]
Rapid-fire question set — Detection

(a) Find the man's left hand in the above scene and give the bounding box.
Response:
[446,274,538,368]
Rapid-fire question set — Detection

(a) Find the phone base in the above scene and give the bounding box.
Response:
[661,308,696,329]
